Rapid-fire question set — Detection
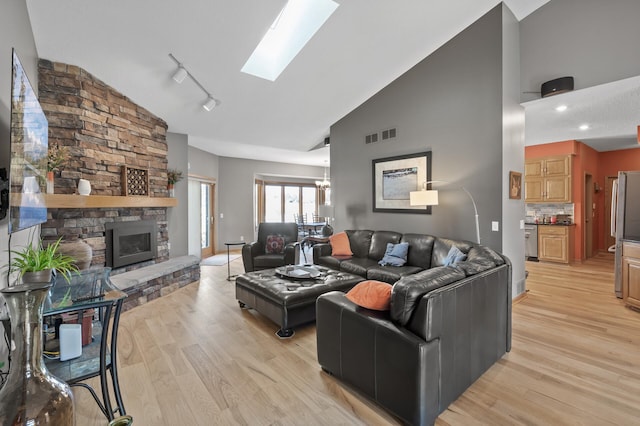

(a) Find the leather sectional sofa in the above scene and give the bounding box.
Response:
[313,230,512,425]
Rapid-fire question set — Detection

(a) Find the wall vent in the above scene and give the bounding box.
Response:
[365,132,379,144]
[365,128,397,144]
[382,127,397,140]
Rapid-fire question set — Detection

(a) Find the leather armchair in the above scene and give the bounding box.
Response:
[242,222,299,272]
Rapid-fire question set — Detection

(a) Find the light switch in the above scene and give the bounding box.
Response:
[492,221,499,232]
[520,220,524,230]
[220,213,224,219]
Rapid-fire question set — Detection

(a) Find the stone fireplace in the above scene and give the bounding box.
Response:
[37,59,200,310]
[38,59,170,272]
[105,220,157,269]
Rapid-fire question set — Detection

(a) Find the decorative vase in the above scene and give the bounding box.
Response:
[58,239,93,270]
[167,183,175,197]
[77,178,91,196]
[0,282,75,425]
[46,171,55,194]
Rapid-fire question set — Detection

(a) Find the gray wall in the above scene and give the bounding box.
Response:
[520,0,640,102]
[330,6,504,251]
[0,0,41,290]
[218,157,323,248]
[166,132,189,257]
[502,4,526,296]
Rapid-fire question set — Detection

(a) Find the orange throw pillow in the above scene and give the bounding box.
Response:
[346,280,392,311]
[329,231,353,256]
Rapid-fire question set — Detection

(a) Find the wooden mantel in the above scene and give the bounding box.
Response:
[11,193,177,209]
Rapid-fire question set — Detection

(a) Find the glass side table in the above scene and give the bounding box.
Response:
[43,267,127,422]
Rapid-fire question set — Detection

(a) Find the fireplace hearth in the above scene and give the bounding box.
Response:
[105,220,158,268]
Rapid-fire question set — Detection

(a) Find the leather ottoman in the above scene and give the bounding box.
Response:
[235,266,363,338]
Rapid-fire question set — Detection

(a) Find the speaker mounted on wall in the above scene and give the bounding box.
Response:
[541,76,574,98]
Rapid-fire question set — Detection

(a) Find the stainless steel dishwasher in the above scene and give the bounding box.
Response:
[525,224,538,260]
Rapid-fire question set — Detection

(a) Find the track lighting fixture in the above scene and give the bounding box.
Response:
[168,53,220,111]
[172,66,188,84]
[203,96,217,111]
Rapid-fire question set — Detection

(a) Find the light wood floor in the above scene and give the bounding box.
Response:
[73,252,640,425]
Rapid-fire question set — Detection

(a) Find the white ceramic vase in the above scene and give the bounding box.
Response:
[78,179,91,196]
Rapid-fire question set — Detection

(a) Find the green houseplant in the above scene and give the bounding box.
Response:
[167,168,183,197]
[167,168,183,186]
[8,237,79,284]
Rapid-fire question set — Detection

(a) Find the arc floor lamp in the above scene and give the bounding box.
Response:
[409,180,481,244]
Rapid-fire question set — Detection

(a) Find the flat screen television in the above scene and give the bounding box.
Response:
[7,49,48,233]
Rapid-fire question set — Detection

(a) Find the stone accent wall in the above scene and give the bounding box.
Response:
[38,59,170,270]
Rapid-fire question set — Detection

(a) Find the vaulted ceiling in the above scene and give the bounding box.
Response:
[28,0,610,167]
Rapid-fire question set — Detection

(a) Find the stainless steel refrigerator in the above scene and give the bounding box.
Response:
[613,171,640,297]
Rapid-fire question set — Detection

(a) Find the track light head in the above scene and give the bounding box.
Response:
[172,66,188,84]
[169,53,221,111]
[203,96,218,111]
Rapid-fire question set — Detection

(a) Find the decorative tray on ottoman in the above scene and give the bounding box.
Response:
[275,265,321,280]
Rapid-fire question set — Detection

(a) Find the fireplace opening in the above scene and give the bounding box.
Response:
[105,220,157,268]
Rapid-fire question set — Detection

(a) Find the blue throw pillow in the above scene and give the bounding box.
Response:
[378,242,409,267]
[443,245,467,266]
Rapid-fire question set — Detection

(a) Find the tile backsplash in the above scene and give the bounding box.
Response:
[526,203,574,223]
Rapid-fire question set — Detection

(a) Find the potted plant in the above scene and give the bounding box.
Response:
[8,237,79,284]
[167,168,183,197]
[46,143,68,194]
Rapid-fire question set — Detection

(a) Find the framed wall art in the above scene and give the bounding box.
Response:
[372,151,432,213]
[509,171,522,199]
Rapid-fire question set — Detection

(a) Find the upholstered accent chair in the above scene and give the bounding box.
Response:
[242,222,299,272]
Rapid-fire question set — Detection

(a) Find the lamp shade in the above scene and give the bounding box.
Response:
[409,189,439,206]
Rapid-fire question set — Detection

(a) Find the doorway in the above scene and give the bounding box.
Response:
[200,182,216,258]
[604,176,617,251]
[584,174,594,259]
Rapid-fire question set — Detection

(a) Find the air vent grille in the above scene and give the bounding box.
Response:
[365,127,397,144]
[365,133,379,144]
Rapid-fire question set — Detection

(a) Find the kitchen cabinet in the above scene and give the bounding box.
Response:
[538,225,574,264]
[524,155,572,203]
[622,241,640,309]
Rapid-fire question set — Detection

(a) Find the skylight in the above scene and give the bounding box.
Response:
[241,0,339,81]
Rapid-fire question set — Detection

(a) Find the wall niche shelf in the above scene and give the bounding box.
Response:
[11,193,177,209]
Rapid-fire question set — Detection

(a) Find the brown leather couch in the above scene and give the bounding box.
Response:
[315,230,512,425]
[242,222,299,272]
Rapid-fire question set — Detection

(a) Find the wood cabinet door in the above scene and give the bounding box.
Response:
[525,177,544,202]
[525,159,544,178]
[545,176,571,202]
[544,156,570,176]
[539,232,568,263]
[623,256,640,309]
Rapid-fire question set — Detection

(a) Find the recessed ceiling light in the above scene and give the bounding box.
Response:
[555,105,568,112]
[241,0,339,81]
[579,124,590,130]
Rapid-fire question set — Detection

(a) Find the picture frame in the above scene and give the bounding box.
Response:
[509,171,522,200]
[372,151,432,213]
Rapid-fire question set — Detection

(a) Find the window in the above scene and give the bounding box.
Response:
[256,180,321,223]
[264,185,283,222]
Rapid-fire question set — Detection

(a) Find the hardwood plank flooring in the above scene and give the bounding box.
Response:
[72,252,640,425]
